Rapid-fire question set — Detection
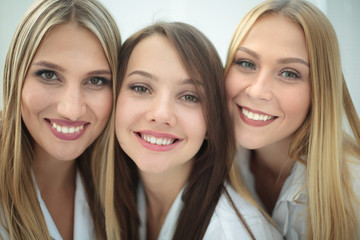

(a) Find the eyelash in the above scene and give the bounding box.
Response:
[86,77,111,88]
[35,70,58,81]
[180,93,200,103]
[35,69,110,88]
[279,69,301,79]
[129,84,200,103]
[234,59,255,70]
[130,84,151,94]
[233,59,302,81]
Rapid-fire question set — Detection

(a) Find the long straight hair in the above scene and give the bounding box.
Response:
[0,0,121,239]
[114,22,254,239]
[225,0,360,239]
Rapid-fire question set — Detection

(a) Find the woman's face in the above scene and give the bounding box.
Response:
[21,22,112,161]
[225,14,311,150]
[115,35,206,176]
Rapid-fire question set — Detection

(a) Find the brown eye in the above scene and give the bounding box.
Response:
[89,77,101,85]
[131,85,150,94]
[37,70,58,80]
[87,77,109,86]
[44,72,55,79]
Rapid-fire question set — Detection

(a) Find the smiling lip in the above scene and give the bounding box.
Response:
[135,130,181,152]
[238,106,277,127]
[46,118,89,141]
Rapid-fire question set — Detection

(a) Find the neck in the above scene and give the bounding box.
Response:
[32,146,77,240]
[140,161,192,240]
[254,138,295,177]
[32,154,77,193]
[250,138,295,214]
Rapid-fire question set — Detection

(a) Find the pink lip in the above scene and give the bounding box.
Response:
[135,130,181,152]
[238,105,277,127]
[46,118,89,141]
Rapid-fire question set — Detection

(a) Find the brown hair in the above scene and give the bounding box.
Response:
[114,22,252,239]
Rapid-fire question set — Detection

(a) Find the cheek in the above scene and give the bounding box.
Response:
[282,87,311,123]
[92,89,113,123]
[115,95,129,127]
[185,110,207,140]
[225,69,248,101]
[225,72,243,115]
[21,81,48,118]
[224,73,237,99]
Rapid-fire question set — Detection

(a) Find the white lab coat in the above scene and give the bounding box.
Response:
[0,170,95,240]
[235,148,360,240]
[137,182,283,240]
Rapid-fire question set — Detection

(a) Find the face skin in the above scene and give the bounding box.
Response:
[115,35,206,177]
[21,22,112,162]
[225,14,311,151]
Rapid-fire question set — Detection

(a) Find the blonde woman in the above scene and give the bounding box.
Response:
[225,0,360,239]
[0,0,121,239]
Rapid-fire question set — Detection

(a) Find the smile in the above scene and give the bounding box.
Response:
[51,122,84,134]
[140,133,176,146]
[241,107,275,121]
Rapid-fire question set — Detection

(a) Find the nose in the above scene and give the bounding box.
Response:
[145,94,176,126]
[57,85,87,120]
[245,71,273,101]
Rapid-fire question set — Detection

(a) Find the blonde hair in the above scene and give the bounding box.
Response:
[225,0,360,239]
[0,0,121,239]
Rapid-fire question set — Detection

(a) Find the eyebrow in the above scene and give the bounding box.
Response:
[277,58,309,66]
[127,70,155,80]
[236,47,309,67]
[33,61,111,76]
[33,61,66,72]
[237,47,260,59]
[127,70,201,85]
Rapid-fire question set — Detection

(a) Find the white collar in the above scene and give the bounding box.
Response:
[236,148,307,237]
[137,183,185,240]
[35,170,95,240]
[236,148,307,203]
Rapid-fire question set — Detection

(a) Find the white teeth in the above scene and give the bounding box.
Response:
[51,122,84,134]
[141,134,175,146]
[242,108,274,121]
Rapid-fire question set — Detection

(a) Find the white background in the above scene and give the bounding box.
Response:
[0,0,359,115]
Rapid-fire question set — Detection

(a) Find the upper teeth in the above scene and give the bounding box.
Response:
[141,134,175,145]
[51,122,84,134]
[242,108,274,121]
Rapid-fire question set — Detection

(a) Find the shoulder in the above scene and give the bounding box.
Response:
[203,184,283,240]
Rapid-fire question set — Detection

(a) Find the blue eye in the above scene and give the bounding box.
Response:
[235,60,255,70]
[281,71,300,79]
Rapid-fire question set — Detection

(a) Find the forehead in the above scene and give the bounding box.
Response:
[126,35,189,78]
[241,14,308,60]
[128,35,177,65]
[34,22,105,60]
[30,22,109,72]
